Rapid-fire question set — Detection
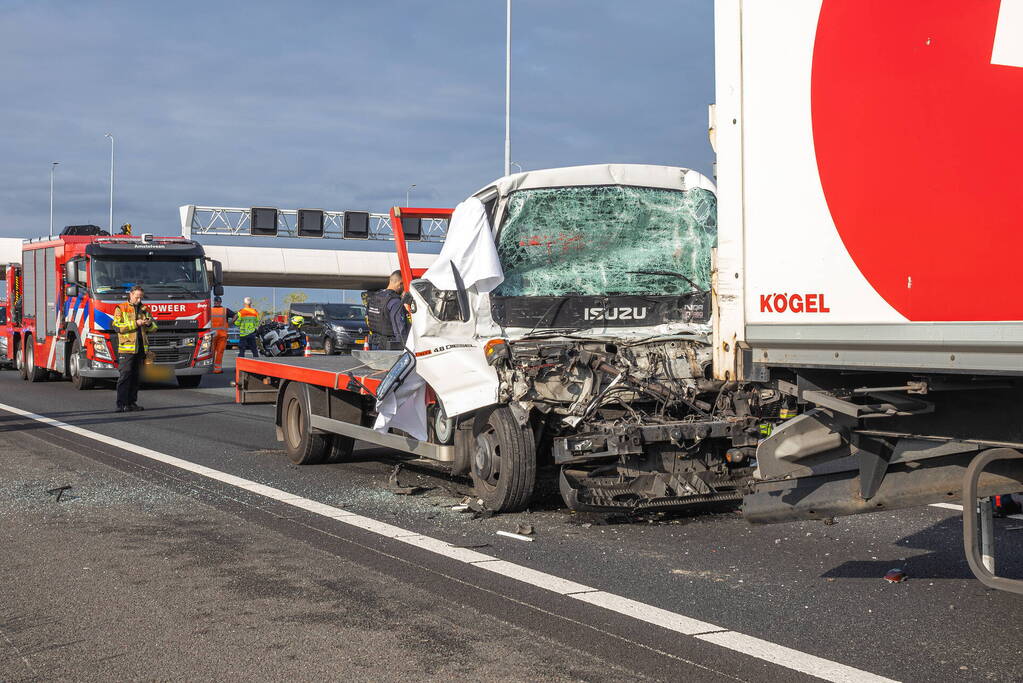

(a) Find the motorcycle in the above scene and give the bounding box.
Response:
[256,320,306,357]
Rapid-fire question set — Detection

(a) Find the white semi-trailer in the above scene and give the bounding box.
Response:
[713,0,1023,592]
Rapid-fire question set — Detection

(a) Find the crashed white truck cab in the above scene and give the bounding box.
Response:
[403,163,765,513]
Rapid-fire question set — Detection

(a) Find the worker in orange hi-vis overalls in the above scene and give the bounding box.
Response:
[210,296,233,374]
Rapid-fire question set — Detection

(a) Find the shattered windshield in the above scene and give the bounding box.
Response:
[91,257,209,299]
[493,185,716,297]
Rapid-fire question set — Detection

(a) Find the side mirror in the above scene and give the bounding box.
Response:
[64,283,79,298]
[449,263,471,323]
[213,284,225,297]
[375,350,416,402]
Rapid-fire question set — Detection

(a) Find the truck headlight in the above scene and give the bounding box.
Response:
[197,333,212,355]
[88,333,112,360]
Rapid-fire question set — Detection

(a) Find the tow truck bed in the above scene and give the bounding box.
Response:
[235,353,454,463]
[235,355,384,397]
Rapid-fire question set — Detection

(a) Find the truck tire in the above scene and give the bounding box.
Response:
[326,434,356,463]
[430,401,455,445]
[69,337,96,390]
[24,337,47,383]
[471,406,536,512]
[177,375,203,389]
[281,382,331,465]
[16,339,25,380]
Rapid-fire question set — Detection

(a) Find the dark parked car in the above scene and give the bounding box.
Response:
[226,324,239,349]
[289,303,368,355]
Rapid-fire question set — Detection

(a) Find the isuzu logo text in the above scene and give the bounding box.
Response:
[583,307,648,321]
[759,293,830,314]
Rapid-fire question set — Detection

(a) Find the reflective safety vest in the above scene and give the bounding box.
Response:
[211,306,229,334]
[112,303,158,354]
[236,307,259,336]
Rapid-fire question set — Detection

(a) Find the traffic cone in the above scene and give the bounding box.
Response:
[304,343,313,357]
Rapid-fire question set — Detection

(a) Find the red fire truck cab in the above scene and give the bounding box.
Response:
[2,226,224,389]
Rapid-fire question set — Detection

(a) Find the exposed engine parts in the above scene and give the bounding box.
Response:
[489,338,764,511]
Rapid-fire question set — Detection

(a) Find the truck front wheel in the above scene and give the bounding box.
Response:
[281,382,332,465]
[69,337,96,390]
[471,407,536,513]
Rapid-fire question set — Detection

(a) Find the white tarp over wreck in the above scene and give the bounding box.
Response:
[373,197,504,439]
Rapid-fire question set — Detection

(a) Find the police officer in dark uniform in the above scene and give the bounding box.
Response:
[366,270,410,349]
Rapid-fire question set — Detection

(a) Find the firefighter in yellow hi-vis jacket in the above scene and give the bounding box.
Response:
[112,284,158,412]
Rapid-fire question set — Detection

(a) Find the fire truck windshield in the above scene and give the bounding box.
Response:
[90,257,209,299]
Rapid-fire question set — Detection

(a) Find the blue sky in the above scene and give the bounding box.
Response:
[0,0,715,307]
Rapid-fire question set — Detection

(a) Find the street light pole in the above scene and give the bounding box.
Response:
[511,161,523,173]
[49,162,59,238]
[504,0,512,178]
[406,184,416,207]
[105,133,114,233]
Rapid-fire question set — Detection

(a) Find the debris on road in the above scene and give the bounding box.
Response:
[467,498,495,519]
[883,568,908,583]
[450,504,470,512]
[515,524,534,536]
[386,464,430,496]
[46,485,72,502]
[497,530,534,542]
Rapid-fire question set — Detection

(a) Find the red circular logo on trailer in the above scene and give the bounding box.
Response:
[811,0,1023,321]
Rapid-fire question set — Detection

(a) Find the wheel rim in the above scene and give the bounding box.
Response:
[285,396,304,450]
[15,346,22,371]
[70,348,80,378]
[474,431,501,487]
[325,339,333,354]
[433,404,454,443]
[27,344,34,373]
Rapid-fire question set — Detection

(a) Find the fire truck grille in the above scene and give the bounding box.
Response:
[147,334,193,365]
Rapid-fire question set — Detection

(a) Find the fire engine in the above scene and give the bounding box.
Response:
[1,225,224,389]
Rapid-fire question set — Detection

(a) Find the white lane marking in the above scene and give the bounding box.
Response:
[573,591,720,636]
[696,631,890,683]
[0,401,896,683]
[992,0,1023,68]
[470,559,597,596]
[398,535,495,564]
[930,502,1023,520]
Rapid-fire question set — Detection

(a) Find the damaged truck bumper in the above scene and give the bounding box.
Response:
[553,418,756,512]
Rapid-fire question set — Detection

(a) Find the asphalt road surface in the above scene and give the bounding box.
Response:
[1,354,1021,682]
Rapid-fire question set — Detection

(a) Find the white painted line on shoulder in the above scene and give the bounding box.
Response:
[0,401,897,683]
[471,559,596,596]
[397,535,495,564]
[288,498,356,518]
[696,630,894,683]
[571,591,719,636]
